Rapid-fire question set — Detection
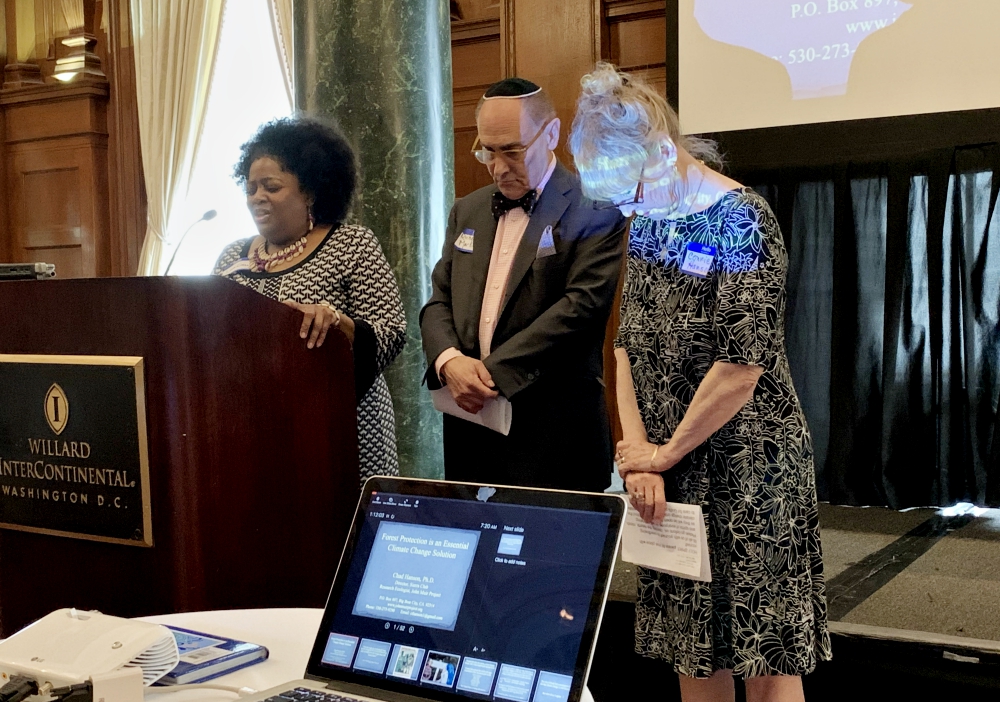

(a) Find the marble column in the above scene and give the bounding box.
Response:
[295,0,454,478]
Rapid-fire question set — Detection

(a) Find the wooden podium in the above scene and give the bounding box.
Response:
[0,277,360,636]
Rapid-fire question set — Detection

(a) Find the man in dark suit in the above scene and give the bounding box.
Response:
[420,77,626,492]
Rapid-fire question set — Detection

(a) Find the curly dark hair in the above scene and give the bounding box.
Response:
[233,115,357,227]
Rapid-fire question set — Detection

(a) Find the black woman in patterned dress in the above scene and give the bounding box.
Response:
[213,117,406,482]
[569,64,831,702]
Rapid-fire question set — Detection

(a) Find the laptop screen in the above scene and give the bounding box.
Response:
[307,478,625,702]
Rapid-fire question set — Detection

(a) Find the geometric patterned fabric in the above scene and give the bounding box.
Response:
[214,224,407,482]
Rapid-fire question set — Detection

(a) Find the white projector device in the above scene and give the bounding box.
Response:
[0,609,179,688]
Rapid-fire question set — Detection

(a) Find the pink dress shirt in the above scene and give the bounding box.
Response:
[435,157,558,381]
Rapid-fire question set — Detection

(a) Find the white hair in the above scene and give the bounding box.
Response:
[569,62,720,201]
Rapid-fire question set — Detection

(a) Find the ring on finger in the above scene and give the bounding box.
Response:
[318,300,341,327]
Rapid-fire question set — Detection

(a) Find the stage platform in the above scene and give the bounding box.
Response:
[588,501,1000,700]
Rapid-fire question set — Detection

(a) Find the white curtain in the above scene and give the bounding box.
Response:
[60,0,84,31]
[268,0,294,107]
[131,0,226,275]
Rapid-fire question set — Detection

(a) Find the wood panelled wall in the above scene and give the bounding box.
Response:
[0,0,144,278]
[451,0,666,198]
[2,83,110,278]
[452,14,501,199]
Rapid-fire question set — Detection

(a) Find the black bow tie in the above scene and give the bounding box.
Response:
[491,190,537,221]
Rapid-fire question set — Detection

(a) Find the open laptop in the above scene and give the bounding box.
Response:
[245,477,626,702]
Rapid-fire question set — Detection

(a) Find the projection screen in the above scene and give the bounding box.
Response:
[679,0,1000,134]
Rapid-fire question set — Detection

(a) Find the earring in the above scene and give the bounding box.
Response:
[307,206,315,232]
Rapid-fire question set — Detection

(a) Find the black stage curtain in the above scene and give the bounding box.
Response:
[739,145,1000,508]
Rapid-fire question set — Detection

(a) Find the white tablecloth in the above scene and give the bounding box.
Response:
[138,609,593,702]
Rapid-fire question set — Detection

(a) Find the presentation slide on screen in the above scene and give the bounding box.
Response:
[679,0,1000,133]
[352,522,481,631]
[321,494,611,701]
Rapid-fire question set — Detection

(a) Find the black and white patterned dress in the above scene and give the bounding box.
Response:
[618,189,831,679]
[213,224,406,482]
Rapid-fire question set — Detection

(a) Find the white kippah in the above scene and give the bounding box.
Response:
[482,87,542,100]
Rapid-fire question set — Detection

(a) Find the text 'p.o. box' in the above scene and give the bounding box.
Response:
[0,355,152,546]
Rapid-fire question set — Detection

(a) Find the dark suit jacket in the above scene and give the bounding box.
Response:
[420,163,626,491]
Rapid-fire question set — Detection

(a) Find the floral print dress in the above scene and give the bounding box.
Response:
[617,188,832,678]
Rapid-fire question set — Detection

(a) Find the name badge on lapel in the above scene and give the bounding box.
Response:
[679,242,716,278]
[536,225,557,258]
[455,229,475,253]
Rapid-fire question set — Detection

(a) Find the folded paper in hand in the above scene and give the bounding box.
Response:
[431,388,512,436]
[621,502,711,582]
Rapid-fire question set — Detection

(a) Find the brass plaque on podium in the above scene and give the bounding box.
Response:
[0,355,152,546]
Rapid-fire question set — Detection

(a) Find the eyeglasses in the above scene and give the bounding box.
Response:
[472,120,552,165]
[597,168,645,210]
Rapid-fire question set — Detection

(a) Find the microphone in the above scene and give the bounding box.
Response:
[163,209,218,275]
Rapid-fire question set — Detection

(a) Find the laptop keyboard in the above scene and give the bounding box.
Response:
[265,687,366,702]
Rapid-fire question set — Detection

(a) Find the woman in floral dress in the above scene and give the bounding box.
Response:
[570,63,831,702]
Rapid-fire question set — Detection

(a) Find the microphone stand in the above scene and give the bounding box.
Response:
[163,209,218,275]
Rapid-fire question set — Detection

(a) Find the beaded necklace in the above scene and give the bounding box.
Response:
[250,233,309,272]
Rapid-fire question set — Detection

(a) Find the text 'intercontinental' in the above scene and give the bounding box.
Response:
[0,438,136,505]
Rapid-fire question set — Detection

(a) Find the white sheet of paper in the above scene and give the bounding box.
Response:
[621,502,711,582]
[430,388,512,436]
